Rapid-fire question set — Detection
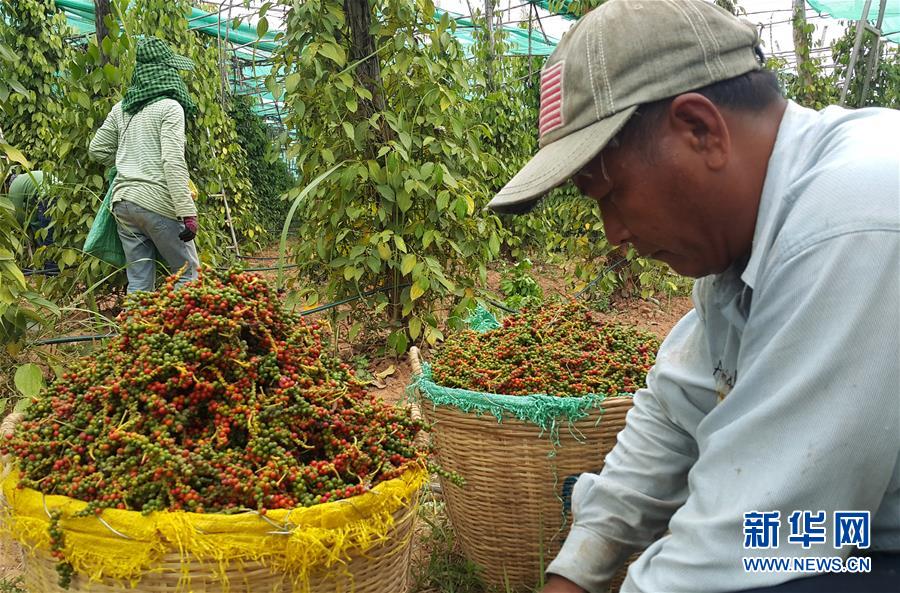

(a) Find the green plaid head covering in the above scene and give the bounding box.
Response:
[122,37,197,116]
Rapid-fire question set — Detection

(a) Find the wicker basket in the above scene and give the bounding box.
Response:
[18,504,417,593]
[410,348,634,592]
[1,413,420,593]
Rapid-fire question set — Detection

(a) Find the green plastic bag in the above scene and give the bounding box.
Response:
[83,168,125,267]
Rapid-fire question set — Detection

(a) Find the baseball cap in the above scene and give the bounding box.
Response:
[487,0,762,214]
[136,37,195,71]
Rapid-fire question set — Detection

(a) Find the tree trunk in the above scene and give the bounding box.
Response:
[792,0,814,98]
[343,0,386,116]
[343,0,402,323]
[94,0,113,66]
[485,0,495,91]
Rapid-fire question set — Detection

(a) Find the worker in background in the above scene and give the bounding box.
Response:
[8,170,58,275]
[89,36,199,293]
[487,1,899,592]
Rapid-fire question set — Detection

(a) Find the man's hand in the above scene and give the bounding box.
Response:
[179,216,198,242]
[541,574,589,593]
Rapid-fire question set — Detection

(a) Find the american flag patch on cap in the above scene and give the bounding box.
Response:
[538,61,565,138]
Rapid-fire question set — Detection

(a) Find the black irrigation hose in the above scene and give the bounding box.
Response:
[31,283,414,346]
[484,298,519,314]
[19,262,303,276]
[573,257,629,299]
[236,264,303,272]
[298,283,413,316]
[22,268,61,277]
[33,333,117,346]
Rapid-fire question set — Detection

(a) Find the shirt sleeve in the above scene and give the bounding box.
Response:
[546,310,718,593]
[159,102,197,219]
[88,106,120,166]
[625,231,900,593]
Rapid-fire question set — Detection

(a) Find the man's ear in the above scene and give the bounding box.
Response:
[667,93,730,170]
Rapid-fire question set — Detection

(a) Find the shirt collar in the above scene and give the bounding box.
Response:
[740,101,806,289]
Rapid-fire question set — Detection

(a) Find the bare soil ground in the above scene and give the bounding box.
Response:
[372,259,693,405]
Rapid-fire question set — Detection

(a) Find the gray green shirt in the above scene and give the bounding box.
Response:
[89,99,196,220]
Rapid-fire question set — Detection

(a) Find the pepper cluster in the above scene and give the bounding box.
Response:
[4,269,427,516]
[432,301,660,397]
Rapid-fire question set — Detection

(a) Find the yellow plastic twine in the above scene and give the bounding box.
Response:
[1,466,427,591]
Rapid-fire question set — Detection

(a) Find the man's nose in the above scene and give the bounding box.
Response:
[600,209,633,246]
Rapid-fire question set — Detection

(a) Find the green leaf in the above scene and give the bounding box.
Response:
[75,92,91,109]
[257,17,269,38]
[321,148,335,163]
[453,197,467,219]
[318,43,346,66]
[8,78,28,97]
[436,191,450,211]
[410,277,427,301]
[279,162,344,289]
[0,143,30,168]
[0,43,16,61]
[345,97,358,113]
[387,330,408,355]
[377,242,391,260]
[408,317,422,340]
[394,235,407,253]
[376,184,395,201]
[285,73,302,93]
[489,232,500,256]
[0,261,26,289]
[397,191,412,213]
[14,363,44,398]
[102,62,121,85]
[342,121,355,141]
[400,253,416,275]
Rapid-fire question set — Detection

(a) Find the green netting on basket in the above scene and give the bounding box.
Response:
[466,302,502,332]
[409,302,634,443]
[409,361,616,446]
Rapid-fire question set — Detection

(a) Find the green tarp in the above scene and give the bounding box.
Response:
[806,0,900,43]
[49,0,558,120]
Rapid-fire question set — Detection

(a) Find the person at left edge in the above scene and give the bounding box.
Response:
[89,36,200,293]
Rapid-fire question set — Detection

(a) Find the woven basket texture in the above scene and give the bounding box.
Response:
[18,504,416,593]
[1,412,417,593]
[411,348,634,592]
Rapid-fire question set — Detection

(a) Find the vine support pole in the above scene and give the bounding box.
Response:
[93,0,113,66]
[344,0,402,324]
[840,0,886,106]
[485,0,495,91]
[859,0,888,106]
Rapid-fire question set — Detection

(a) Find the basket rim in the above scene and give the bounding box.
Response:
[1,412,424,525]
[1,465,425,526]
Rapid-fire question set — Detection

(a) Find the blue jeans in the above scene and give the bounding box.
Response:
[112,200,199,293]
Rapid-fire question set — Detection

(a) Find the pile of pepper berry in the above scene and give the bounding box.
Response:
[431,301,660,397]
[4,269,427,516]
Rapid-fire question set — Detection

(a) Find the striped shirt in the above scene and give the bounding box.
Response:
[89,99,196,220]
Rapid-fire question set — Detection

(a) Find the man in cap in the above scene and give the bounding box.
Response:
[89,36,200,293]
[487,1,900,592]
